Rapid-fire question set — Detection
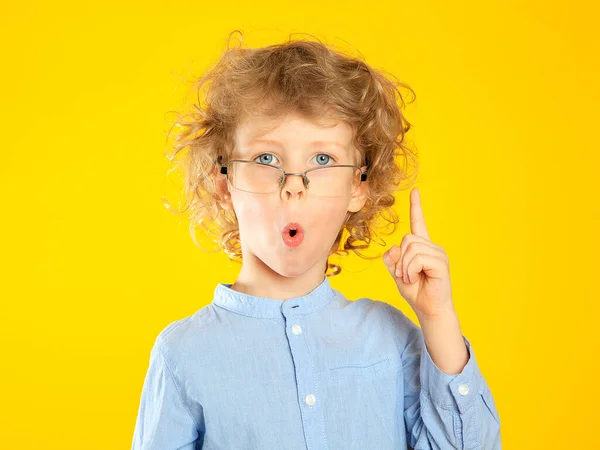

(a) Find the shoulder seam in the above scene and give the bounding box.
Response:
[382,302,401,359]
[384,302,420,362]
[160,316,192,341]
[155,340,201,431]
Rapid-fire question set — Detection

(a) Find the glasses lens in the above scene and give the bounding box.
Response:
[229,161,282,194]
[227,162,362,197]
[307,166,361,197]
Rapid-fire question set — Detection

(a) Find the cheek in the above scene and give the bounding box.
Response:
[231,195,274,229]
[311,199,349,230]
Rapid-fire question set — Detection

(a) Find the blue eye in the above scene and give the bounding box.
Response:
[255,153,279,165]
[313,154,333,165]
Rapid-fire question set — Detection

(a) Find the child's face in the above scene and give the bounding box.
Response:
[218,111,368,279]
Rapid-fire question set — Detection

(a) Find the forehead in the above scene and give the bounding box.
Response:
[234,112,354,149]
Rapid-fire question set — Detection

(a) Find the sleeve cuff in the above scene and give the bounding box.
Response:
[420,335,483,415]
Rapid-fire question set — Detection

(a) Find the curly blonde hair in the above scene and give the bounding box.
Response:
[162,30,418,277]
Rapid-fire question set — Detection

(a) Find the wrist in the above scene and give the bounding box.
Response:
[416,305,458,325]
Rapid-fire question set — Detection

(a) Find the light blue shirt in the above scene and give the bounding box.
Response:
[132,275,501,449]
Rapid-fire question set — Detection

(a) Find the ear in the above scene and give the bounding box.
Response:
[347,165,369,213]
[213,166,234,211]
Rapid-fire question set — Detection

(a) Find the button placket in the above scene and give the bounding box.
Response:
[282,306,329,449]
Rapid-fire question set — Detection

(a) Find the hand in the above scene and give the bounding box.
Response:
[383,187,455,318]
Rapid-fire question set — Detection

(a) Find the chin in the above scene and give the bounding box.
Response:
[272,264,306,278]
[276,255,327,279]
[263,256,308,278]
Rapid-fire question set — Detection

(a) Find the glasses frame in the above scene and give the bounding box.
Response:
[218,158,368,196]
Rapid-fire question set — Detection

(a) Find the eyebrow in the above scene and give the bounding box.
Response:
[247,139,348,150]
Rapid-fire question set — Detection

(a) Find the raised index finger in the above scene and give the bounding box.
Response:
[410,187,430,240]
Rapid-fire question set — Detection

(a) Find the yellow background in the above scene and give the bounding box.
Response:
[2,1,598,448]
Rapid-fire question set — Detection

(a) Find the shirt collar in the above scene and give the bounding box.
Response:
[212,275,335,319]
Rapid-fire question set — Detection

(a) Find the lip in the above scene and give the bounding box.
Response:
[281,222,305,248]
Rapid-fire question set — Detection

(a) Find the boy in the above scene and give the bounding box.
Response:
[132,31,501,449]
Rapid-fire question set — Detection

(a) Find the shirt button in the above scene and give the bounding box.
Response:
[305,394,316,406]
[291,324,302,335]
[458,384,470,396]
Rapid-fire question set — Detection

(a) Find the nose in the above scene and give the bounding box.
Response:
[281,173,307,201]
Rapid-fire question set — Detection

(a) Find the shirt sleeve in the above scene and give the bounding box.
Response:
[131,338,203,450]
[392,307,502,449]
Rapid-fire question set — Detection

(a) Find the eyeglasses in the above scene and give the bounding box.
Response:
[219,159,368,198]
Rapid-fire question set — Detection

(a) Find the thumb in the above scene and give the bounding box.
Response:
[383,245,402,279]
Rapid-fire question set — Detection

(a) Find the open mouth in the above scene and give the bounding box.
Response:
[282,223,304,248]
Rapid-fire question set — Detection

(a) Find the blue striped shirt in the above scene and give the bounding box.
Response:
[132,275,501,449]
